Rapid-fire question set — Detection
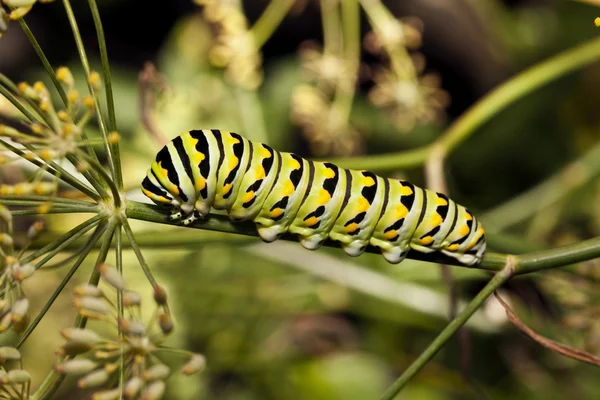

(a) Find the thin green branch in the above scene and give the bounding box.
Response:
[76,150,121,207]
[120,216,159,287]
[16,223,107,348]
[0,138,102,201]
[87,0,122,189]
[14,19,69,107]
[0,195,95,206]
[250,0,295,48]
[61,0,117,183]
[10,208,99,216]
[115,225,125,394]
[328,34,600,172]
[65,153,110,200]
[482,140,600,232]
[380,263,514,400]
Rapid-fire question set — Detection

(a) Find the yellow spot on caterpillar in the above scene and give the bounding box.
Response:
[358,197,370,212]
[465,228,484,250]
[195,177,206,192]
[436,196,448,206]
[399,185,413,196]
[228,155,239,170]
[362,176,375,186]
[222,183,232,195]
[243,191,255,203]
[323,167,335,179]
[192,152,205,165]
[317,189,331,205]
[255,166,266,180]
[290,158,301,170]
[282,180,295,196]
[464,212,472,221]
[304,216,319,227]
[459,224,470,236]
[447,244,460,251]
[383,230,398,240]
[269,208,284,219]
[420,236,433,245]
[431,213,443,226]
[395,204,408,219]
[260,146,272,158]
[345,223,359,233]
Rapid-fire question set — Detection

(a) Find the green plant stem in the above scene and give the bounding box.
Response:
[20,214,105,264]
[329,34,600,172]
[87,0,122,189]
[65,153,110,200]
[124,200,600,274]
[120,216,159,287]
[482,140,600,232]
[62,0,117,183]
[380,264,514,400]
[0,194,95,206]
[0,138,101,201]
[250,0,295,48]
[14,19,69,107]
[115,225,125,395]
[77,150,121,207]
[10,208,98,216]
[16,223,107,349]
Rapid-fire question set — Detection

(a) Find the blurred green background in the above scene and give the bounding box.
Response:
[3,0,600,399]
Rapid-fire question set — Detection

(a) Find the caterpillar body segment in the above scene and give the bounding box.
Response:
[142,129,486,266]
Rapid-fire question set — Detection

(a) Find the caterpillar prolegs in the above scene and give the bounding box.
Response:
[141,130,486,266]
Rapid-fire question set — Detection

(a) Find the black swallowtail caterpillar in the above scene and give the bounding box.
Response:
[141,130,486,265]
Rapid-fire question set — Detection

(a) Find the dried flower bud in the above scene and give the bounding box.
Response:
[92,388,122,400]
[182,353,206,375]
[118,318,145,336]
[11,298,29,324]
[61,328,101,346]
[122,291,141,307]
[140,380,165,400]
[97,262,126,291]
[11,263,35,282]
[78,368,109,388]
[57,110,69,121]
[7,369,30,384]
[39,148,58,161]
[27,220,45,240]
[0,347,21,362]
[88,71,102,92]
[82,95,95,109]
[0,204,11,224]
[67,89,79,103]
[153,285,167,306]
[55,359,97,375]
[74,296,110,317]
[30,123,44,135]
[143,363,170,381]
[158,312,173,335]
[0,312,12,332]
[76,161,89,173]
[124,376,144,398]
[37,202,52,214]
[74,284,104,297]
[56,66,74,87]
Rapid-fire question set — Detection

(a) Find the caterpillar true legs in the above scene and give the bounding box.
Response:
[141,129,486,266]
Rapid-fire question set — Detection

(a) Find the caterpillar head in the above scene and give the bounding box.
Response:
[140,168,195,220]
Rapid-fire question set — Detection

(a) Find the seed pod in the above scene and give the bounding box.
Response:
[117,318,145,336]
[122,291,141,307]
[182,353,206,375]
[75,284,104,298]
[67,89,79,103]
[0,204,11,224]
[27,220,45,240]
[78,368,109,389]
[108,131,120,144]
[61,328,101,346]
[143,363,170,381]
[140,380,165,400]
[11,298,29,323]
[34,181,56,195]
[83,96,95,109]
[0,233,13,247]
[158,312,174,335]
[92,389,122,400]
[0,347,21,363]
[55,359,97,375]
[57,110,69,121]
[123,376,144,398]
[153,285,167,306]
[97,262,126,291]
[12,263,35,281]
[74,296,110,316]
[56,66,74,87]
[12,312,29,333]
[0,312,12,332]
[7,369,30,384]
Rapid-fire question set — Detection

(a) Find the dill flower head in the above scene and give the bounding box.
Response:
[55,263,205,399]
[298,41,355,94]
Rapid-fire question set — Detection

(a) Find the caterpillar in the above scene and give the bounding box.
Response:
[141,130,486,266]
